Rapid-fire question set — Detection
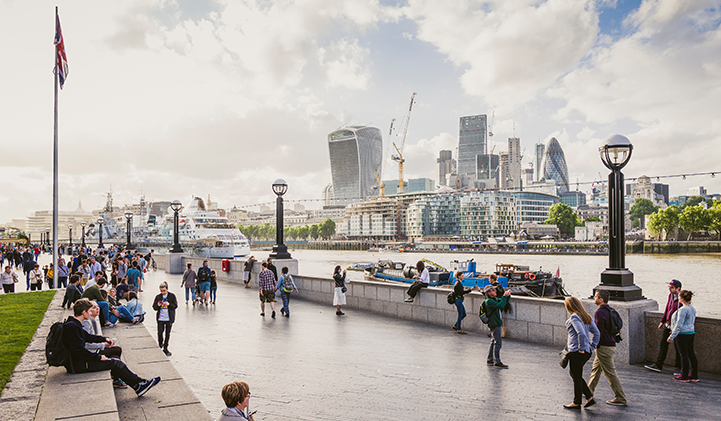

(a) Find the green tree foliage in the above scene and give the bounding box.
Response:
[679,205,711,240]
[629,198,658,229]
[708,202,721,239]
[319,219,336,239]
[584,216,601,223]
[683,196,705,209]
[239,221,335,242]
[544,203,581,236]
[647,205,680,240]
[309,224,319,240]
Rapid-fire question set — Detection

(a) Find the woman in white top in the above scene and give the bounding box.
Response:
[405,261,430,303]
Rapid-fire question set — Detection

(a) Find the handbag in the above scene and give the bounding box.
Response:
[341,286,347,293]
[559,348,569,369]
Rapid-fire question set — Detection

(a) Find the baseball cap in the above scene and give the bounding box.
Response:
[483,285,496,293]
[668,279,682,288]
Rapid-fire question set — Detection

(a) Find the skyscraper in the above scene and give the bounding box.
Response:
[535,142,545,182]
[457,115,487,180]
[508,136,522,190]
[328,126,383,206]
[437,150,455,186]
[541,137,569,194]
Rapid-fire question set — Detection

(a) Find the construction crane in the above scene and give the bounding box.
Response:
[392,92,416,194]
[373,171,385,198]
[488,110,495,156]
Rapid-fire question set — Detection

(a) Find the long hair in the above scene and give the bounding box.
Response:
[334,265,341,275]
[564,296,592,325]
[416,261,425,271]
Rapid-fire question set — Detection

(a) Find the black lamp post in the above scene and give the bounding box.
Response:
[124,211,133,250]
[68,224,73,247]
[593,134,643,301]
[46,229,51,246]
[270,179,291,259]
[81,222,86,248]
[170,200,184,253]
[97,217,104,249]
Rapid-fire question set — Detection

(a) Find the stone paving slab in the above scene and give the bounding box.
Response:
[34,368,118,421]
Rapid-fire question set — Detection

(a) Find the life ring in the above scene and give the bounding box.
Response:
[524,273,529,279]
[529,273,536,281]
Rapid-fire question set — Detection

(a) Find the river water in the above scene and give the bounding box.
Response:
[276,249,721,317]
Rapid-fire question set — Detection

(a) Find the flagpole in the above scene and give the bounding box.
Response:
[52,6,59,289]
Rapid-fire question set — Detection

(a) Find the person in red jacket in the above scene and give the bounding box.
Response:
[644,279,682,375]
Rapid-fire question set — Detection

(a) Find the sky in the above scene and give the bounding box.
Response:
[1,0,720,222]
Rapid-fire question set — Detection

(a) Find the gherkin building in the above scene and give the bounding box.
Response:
[541,137,569,194]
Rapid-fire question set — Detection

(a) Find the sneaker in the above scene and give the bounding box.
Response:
[134,377,161,397]
[606,399,627,406]
[673,369,682,377]
[644,364,662,373]
[159,343,163,349]
[689,378,700,383]
[494,362,509,369]
[280,308,285,315]
[673,375,689,382]
[452,326,457,330]
[163,349,172,357]
[284,313,289,317]
[404,298,413,303]
[113,379,128,389]
[260,313,265,317]
[132,318,140,325]
[486,361,494,365]
[336,311,345,315]
[456,330,467,334]
[271,311,276,319]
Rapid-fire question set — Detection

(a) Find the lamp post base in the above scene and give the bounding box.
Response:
[270,244,291,260]
[593,268,645,301]
[170,244,184,253]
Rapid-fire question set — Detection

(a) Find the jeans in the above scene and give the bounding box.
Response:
[675,334,698,379]
[114,306,134,323]
[185,287,196,302]
[487,326,503,363]
[568,351,592,405]
[280,291,291,314]
[78,358,143,387]
[454,298,466,330]
[97,301,110,325]
[157,321,173,350]
[407,281,427,298]
[210,287,217,302]
[58,276,68,288]
[588,345,627,404]
[656,326,681,370]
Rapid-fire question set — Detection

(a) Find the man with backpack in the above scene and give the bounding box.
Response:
[54,298,161,397]
[483,285,512,368]
[197,261,212,305]
[588,290,627,406]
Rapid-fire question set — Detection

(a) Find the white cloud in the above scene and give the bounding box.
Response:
[319,38,371,90]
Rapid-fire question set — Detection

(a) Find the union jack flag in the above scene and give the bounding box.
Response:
[54,8,68,89]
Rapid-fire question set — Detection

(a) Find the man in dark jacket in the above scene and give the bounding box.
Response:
[152,282,178,356]
[62,298,161,397]
[588,290,627,406]
[644,279,682,375]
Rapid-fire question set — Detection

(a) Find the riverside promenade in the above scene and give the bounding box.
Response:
[133,267,719,420]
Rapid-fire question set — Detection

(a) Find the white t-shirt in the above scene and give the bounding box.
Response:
[158,293,170,322]
[419,268,430,284]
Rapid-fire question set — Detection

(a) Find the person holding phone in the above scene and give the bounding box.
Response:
[152,282,178,357]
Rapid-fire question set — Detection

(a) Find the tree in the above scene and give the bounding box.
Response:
[679,205,710,240]
[319,219,336,240]
[309,224,320,240]
[298,225,309,240]
[584,216,601,223]
[708,202,721,240]
[683,196,705,209]
[629,198,658,229]
[544,203,581,236]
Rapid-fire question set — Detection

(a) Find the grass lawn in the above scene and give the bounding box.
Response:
[0,291,56,391]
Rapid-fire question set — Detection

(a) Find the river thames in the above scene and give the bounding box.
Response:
[278,249,721,317]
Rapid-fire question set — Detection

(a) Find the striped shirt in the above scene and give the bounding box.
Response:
[258,269,276,291]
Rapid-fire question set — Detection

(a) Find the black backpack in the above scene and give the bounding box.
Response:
[46,322,69,367]
[446,292,455,305]
[198,267,210,282]
[479,301,489,324]
[607,306,623,341]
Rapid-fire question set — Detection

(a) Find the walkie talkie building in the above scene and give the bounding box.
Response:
[541,137,569,194]
[328,126,383,206]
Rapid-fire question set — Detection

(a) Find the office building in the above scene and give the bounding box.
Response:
[560,191,587,208]
[457,115,487,179]
[513,191,559,225]
[522,168,534,189]
[541,137,569,194]
[459,191,517,238]
[437,150,455,186]
[508,136,522,190]
[406,194,461,239]
[328,126,383,206]
[535,142,545,182]
[476,153,499,182]
[384,178,434,195]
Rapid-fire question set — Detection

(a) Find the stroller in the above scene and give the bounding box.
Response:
[192,282,204,306]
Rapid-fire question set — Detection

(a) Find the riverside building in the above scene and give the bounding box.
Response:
[406,194,461,239]
[437,150,455,187]
[459,191,517,239]
[327,126,383,207]
[457,115,487,180]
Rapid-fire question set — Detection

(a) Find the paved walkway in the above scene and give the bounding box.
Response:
[136,267,721,421]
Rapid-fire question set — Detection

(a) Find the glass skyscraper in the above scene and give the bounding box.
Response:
[541,137,569,194]
[328,126,383,206]
[457,115,487,179]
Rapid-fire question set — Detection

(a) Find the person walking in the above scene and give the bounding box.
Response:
[668,290,699,382]
[243,256,256,288]
[333,265,347,316]
[1,266,19,293]
[451,272,479,334]
[197,260,211,305]
[563,296,600,410]
[258,262,277,318]
[29,263,43,291]
[209,270,218,304]
[57,258,70,289]
[587,290,627,406]
[180,263,197,305]
[276,267,298,317]
[404,261,429,303]
[644,279,682,376]
[484,284,511,367]
[152,282,177,357]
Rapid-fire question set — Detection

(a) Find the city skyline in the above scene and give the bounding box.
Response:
[2,1,720,222]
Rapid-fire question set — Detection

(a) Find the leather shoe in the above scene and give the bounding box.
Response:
[563,404,581,409]
[584,398,596,408]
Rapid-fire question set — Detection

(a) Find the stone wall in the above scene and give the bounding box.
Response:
[645,311,721,375]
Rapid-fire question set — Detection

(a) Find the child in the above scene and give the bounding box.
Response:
[210,270,218,304]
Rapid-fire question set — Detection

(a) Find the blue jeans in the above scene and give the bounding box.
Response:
[454,298,466,330]
[210,287,217,302]
[280,291,291,314]
[112,305,134,323]
[185,287,196,302]
[487,326,503,363]
[97,301,110,325]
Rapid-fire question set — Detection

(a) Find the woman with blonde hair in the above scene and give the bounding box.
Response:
[563,296,600,409]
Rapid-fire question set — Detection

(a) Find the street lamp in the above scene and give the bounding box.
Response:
[270,179,291,259]
[170,200,183,253]
[124,211,133,250]
[593,134,643,301]
[45,229,50,246]
[81,222,86,248]
[68,224,73,247]
[97,217,104,249]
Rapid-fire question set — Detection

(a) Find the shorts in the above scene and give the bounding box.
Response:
[243,271,250,282]
[259,290,276,303]
[198,281,211,293]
